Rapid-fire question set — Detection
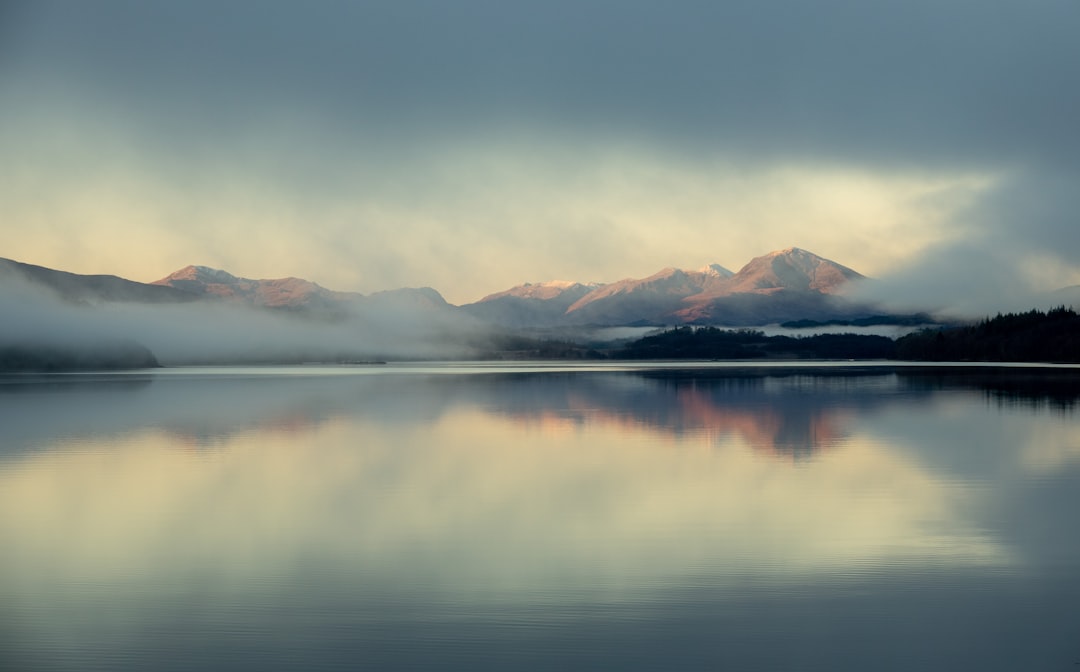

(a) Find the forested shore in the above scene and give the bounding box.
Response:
[476,307,1080,363]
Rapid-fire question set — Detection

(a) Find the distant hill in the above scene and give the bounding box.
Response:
[460,281,600,328]
[152,265,362,312]
[0,258,175,371]
[152,264,454,317]
[0,257,196,305]
[364,286,452,311]
[562,264,734,325]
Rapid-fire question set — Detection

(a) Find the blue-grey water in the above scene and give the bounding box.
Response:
[2,362,1079,671]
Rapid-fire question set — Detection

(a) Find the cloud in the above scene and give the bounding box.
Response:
[2,0,1078,309]
[850,166,1080,315]
[0,109,992,303]
[7,1,1077,165]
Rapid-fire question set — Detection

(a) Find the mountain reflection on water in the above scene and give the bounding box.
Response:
[2,364,1079,672]
[2,365,1078,458]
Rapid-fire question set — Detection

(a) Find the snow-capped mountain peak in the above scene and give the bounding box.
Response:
[477,280,601,303]
[157,265,240,285]
[698,263,734,278]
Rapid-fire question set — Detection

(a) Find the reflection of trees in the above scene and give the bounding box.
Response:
[898,369,1080,411]
[479,368,1079,457]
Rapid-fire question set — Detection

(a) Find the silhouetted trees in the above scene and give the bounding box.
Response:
[618,326,896,360]
[614,308,1080,362]
[895,307,1080,362]
[0,340,160,371]
[620,326,768,359]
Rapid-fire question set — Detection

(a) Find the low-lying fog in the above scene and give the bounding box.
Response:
[0,276,488,364]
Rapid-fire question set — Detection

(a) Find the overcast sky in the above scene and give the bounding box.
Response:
[2,0,1078,307]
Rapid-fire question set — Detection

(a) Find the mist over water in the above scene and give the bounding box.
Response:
[0,274,486,364]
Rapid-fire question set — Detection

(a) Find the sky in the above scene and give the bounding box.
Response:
[2,0,1078,308]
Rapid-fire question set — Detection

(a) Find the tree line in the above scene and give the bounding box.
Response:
[617,326,896,360]
[893,306,1080,362]
[614,307,1080,363]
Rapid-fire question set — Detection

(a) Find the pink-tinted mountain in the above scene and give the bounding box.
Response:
[464,248,869,327]
[674,248,865,325]
[461,281,602,328]
[152,265,450,315]
[152,265,362,311]
[559,264,734,326]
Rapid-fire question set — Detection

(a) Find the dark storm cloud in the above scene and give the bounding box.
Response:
[5,0,1078,167]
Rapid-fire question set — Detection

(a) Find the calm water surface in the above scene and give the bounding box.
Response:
[2,363,1079,671]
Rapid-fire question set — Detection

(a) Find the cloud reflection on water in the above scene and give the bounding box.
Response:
[0,369,1016,609]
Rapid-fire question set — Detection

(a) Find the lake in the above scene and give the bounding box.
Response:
[2,362,1079,671]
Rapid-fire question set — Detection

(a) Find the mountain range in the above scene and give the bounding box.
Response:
[466,248,866,327]
[151,264,451,315]
[3,247,873,328]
